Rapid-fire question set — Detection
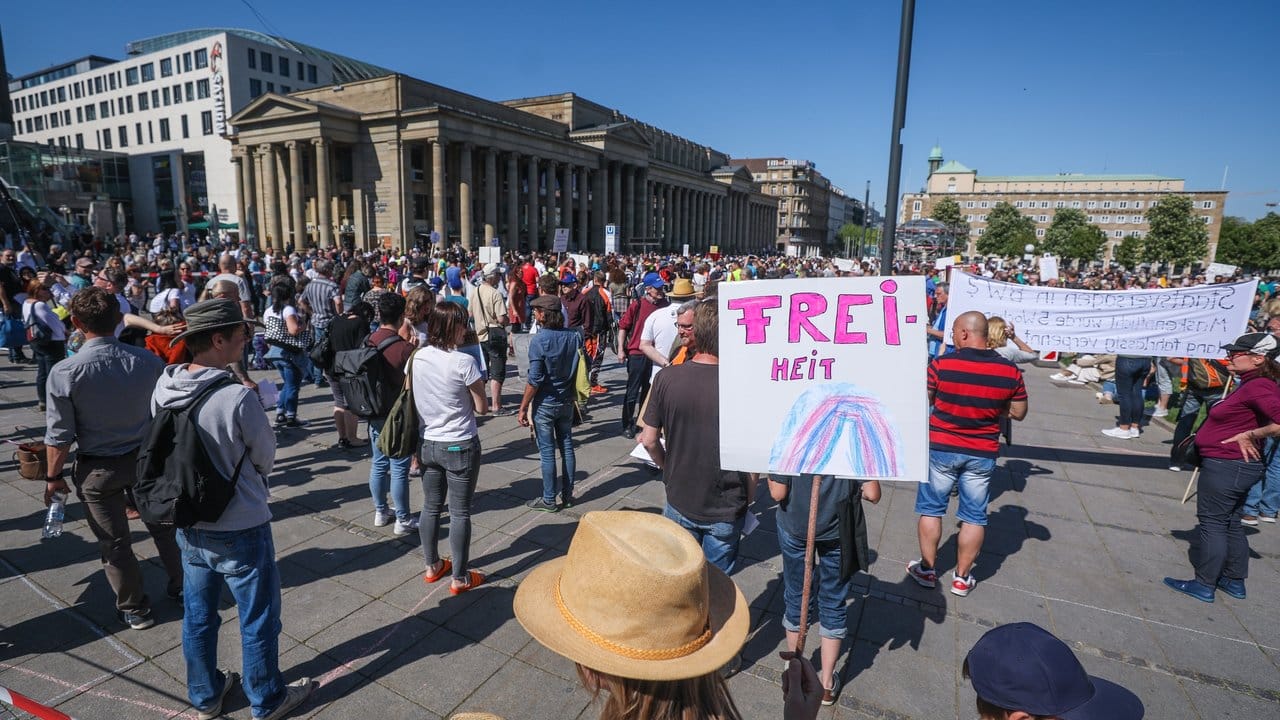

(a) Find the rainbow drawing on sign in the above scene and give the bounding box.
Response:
[769,383,902,477]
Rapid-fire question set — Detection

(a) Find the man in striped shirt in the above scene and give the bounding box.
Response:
[908,311,1028,598]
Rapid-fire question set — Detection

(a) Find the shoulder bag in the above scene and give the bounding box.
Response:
[377,349,422,459]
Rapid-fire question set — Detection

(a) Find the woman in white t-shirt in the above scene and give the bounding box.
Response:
[22,278,68,411]
[413,301,488,595]
[263,282,309,427]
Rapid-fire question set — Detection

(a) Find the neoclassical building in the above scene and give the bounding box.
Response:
[228,74,778,253]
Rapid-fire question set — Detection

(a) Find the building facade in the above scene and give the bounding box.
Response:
[7,29,389,235]
[227,77,778,253]
[901,147,1228,261]
[734,157,836,255]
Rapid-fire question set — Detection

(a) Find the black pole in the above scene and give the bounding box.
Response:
[880,0,916,272]
[861,179,870,258]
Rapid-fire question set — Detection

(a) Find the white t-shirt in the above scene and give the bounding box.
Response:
[149,288,180,314]
[641,305,681,380]
[412,346,482,442]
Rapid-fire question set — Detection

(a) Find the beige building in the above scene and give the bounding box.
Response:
[901,147,1228,260]
[733,157,833,255]
[227,74,777,253]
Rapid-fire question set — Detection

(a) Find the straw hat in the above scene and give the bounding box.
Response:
[669,278,697,299]
[514,511,748,681]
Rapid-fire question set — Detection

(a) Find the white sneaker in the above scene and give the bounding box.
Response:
[1169,465,1183,472]
[373,509,394,527]
[1149,407,1168,418]
[1127,427,1141,438]
[1101,427,1135,439]
[394,517,420,535]
[1050,373,1071,381]
[950,572,976,597]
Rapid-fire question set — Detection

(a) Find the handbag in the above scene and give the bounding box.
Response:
[376,349,421,459]
[2,315,27,350]
[23,305,52,347]
[1173,433,1202,469]
[263,310,311,352]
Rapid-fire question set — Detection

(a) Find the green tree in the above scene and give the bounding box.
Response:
[1113,233,1144,269]
[1142,194,1209,266]
[929,197,968,253]
[1060,224,1107,263]
[977,201,1035,257]
[1213,216,1265,269]
[1041,208,1087,257]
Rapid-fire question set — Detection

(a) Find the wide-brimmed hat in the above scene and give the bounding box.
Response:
[669,278,696,299]
[966,623,1143,719]
[1221,332,1279,358]
[514,511,749,681]
[169,298,248,347]
[529,295,561,313]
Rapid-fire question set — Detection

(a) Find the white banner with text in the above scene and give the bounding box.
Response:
[948,271,1257,359]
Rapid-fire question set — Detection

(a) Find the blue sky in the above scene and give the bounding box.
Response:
[5,0,1276,219]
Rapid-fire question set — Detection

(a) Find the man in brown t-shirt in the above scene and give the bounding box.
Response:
[365,293,415,535]
[639,300,749,574]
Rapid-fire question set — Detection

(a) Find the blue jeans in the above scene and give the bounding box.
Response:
[178,523,286,718]
[533,398,576,504]
[1194,457,1262,585]
[1245,438,1280,517]
[778,527,852,639]
[419,437,481,582]
[308,326,329,383]
[368,416,412,521]
[915,450,997,526]
[271,355,301,418]
[662,504,745,575]
[1113,356,1151,426]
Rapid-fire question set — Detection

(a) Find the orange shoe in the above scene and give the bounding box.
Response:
[450,570,484,596]
[590,385,608,395]
[423,559,452,584]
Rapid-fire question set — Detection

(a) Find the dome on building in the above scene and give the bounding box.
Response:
[928,145,943,161]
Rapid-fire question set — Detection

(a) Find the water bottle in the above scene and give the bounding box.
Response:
[42,491,66,539]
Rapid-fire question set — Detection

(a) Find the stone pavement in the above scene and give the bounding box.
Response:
[1,355,1278,719]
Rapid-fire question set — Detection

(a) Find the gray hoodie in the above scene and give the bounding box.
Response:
[151,365,276,531]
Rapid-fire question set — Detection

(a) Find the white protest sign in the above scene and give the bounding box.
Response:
[719,277,928,481]
[477,246,501,264]
[553,228,570,253]
[1038,256,1059,281]
[948,271,1256,359]
[569,253,589,271]
[682,244,690,257]
[833,258,856,272]
[1206,262,1237,280]
[934,255,960,270]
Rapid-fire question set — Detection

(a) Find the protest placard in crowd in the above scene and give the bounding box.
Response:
[718,277,928,480]
[948,271,1256,359]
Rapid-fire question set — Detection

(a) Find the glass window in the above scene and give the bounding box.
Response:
[95,76,103,93]
[118,126,128,147]
[101,129,111,149]
[138,92,149,110]
[183,52,193,72]
[980,201,988,208]
[162,87,170,106]
[181,114,189,139]
[141,63,155,82]
[109,73,117,90]
[965,201,975,208]
[308,64,317,83]
[63,109,70,124]
[1102,200,1112,208]
[266,82,274,93]
[125,96,133,113]
[261,52,273,73]
[117,97,125,115]
[1202,200,1215,209]
[172,84,182,104]
[196,79,210,98]
[1114,230,1123,238]
[1134,201,1143,209]
[76,107,83,123]
[100,100,110,117]
[49,113,58,128]
[75,133,84,149]
[85,104,96,121]
[160,58,173,77]
[281,85,291,93]
[1203,215,1213,224]
[126,67,139,86]
[297,62,304,81]
[201,110,213,136]
[1015,201,1024,208]
[57,87,66,102]
[249,78,262,97]
[1071,200,1081,208]
[280,57,290,77]
[136,122,143,145]
[185,82,194,102]
[1118,200,1128,209]
[194,49,208,68]
[1036,228,1045,237]
[1086,200,1097,209]
[1055,201,1065,208]
[247,48,256,69]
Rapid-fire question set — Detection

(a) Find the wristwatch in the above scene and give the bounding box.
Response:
[46,469,65,483]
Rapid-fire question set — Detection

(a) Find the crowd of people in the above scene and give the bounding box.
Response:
[24,228,1278,718]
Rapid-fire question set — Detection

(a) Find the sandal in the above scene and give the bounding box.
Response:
[450,570,485,596]
[423,559,452,584]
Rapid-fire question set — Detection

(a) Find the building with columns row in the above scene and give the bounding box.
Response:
[229,75,778,253]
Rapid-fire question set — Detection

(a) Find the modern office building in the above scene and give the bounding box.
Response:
[0,139,131,236]
[901,146,1228,260]
[7,28,390,236]
[227,78,778,253]
[733,157,836,256]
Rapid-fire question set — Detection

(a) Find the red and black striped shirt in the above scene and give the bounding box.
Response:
[928,348,1027,458]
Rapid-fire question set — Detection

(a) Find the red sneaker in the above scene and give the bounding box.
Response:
[590,385,608,395]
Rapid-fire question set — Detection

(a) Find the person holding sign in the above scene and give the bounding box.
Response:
[908,312,1028,597]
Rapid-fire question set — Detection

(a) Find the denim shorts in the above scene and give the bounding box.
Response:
[915,450,996,525]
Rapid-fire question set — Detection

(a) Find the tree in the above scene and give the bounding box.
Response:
[977,202,1035,257]
[1214,216,1266,270]
[1041,208,1087,257]
[1141,194,1209,266]
[1060,224,1107,263]
[1113,233,1144,269]
[929,197,968,254]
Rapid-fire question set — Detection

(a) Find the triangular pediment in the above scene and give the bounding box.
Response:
[570,121,651,148]
[229,93,359,126]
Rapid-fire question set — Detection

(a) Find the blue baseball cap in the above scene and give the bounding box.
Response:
[642,272,664,290]
[966,623,1143,719]
[560,273,577,285]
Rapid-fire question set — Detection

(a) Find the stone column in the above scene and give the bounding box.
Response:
[431,138,446,249]
[681,187,691,251]
[642,175,652,240]
[610,163,622,227]
[236,151,256,246]
[622,167,635,242]
[596,159,610,247]
[526,156,540,250]
[259,144,282,251]
[286,140,305,248]
[312,139,332,248]
[505,153,519,250]
[663,184,673,251]
[714,195,723,250]
[561,162,573,248]
[695,191,705,251]
[457,143,474,250]
[577,166,589,251]
[544,159,558,250]
[483,147,498,247]
[231,154,246,237]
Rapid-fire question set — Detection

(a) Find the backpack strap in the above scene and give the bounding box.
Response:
[370,334,404,352]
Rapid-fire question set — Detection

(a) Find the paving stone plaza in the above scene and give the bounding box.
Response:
[1,359,1278,719]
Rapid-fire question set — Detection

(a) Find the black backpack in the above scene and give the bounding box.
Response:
[134,377,249,527]
[333,335,405,418]
[582,286,610,336]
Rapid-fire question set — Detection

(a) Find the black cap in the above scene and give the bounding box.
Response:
[1221,332,1279,358]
